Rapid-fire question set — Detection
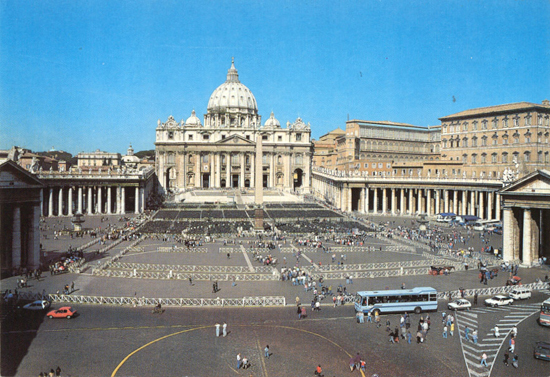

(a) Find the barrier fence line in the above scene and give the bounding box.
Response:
[46,294,286,307]
[107,262,273,274]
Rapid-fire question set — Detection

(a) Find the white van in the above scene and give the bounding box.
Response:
[509,287,532,300]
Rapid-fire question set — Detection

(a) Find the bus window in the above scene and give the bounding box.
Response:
[362,298,367,306]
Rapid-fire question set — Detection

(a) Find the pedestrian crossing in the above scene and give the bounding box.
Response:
[455,303,540,377]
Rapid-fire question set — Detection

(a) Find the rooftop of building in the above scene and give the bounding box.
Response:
[347,120,438,132]
[439,100,550,121]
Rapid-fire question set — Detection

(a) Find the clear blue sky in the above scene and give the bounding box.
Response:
[1,0,549,155]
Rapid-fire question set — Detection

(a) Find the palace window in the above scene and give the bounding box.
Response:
[491,153,497,163]
[525,113,532,126]
[278,135,282,141]
[524,130,531,143]
[513,133,520,144]
[538,151,543,163]
[472,137,478,147]
[538,114,543,125]
[513,115,520,127]
[188,134,193,141]
[462,154,467,163]
[262,135,268,141]
[203,134,210,140]
[503,116,509,128]
[442,139,448,148]
[372,163,376,168]
[296,133,302,141]
[463,122,468,131]
[481,136,487,147]
[545,152,549,164]
[450,125,454,133]
[524,151,530,163]
[482,120,488,130]
[472,121,478,130]
[168,132,174,139]
[492,118,498,129]
[471,154,477,164]
[442,124,448,133]
[481,153,487,164]
[462,138,468,147]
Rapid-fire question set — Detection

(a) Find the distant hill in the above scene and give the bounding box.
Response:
[36,150,72,162]
[135,150,155,160]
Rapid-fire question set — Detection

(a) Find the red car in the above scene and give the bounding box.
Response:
[47,307,77,319]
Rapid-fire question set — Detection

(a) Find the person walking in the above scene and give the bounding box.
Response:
[472,329,478,344]
[264,345,270,358]
[464,326,470,341]
[215,323,220,337]
[443,325,448,338]
[493,325,500,337]
[504,351,510,367]
[480,353,488,367]
[450,322,455,336]
[366,311,372,323]
[511,325,517,338]
[222,322,227,337]
[473,292,478,305]
[407,331,412,344]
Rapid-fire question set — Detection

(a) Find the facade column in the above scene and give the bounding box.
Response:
[382,188,387,214]
[58,187,63,216]
[365,187,370,213]
[522,208,533,265]
[107,186,112,214]
[68,187,73,216]
[216,153,221,188]
[495,193,501,221]
[140,187,145,212]
[87,186,93,214]
[417,189,423,214]
[48,188,54,217]
[12,205,21,269]
[97,187,102,214]
[270,153,275,188]
[116,186,121,214]
[135,186,139,214]
[444,189,449,213]
[462,190,468,216]
[121,187,126,214]
[40,189,44,216]
[373,188,378,214]
[77,186,83,214]
[241,154,246,188]
[227,153,232,187]
[427,189,432,216]
[408,189,413,215]
[391,188,396,215]
[29,203,41,269]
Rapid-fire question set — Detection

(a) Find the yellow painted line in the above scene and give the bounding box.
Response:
[256,338,268,377]
[111,325,211,377]
[111,323,365,377]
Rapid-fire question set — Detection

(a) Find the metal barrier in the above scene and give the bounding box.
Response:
[92,269,279,281]
[157,247,208,253]
[437,281,550,300]
[47,294,286,307]
[317,258,446,272]
[310,267,431,280]
[107,262,272,274]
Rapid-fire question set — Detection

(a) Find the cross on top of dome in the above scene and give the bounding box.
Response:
[226,57,239,83]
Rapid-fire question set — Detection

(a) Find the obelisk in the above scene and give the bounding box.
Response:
[254,132,264,230]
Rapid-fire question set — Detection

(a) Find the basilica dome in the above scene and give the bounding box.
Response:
[207,59,258,114]
[263,111,280,128]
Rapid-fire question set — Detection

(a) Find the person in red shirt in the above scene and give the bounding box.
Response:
[314,364,323,376]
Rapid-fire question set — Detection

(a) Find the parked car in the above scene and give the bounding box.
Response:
[22,300,51,311]
[448,298,472,311]
[485,295,514,307]
[534,342,550,362]
[47,307,77,319]
[509,287,532,300]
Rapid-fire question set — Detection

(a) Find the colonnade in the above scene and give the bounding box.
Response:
[502,207,550,265]
[315,178,502,220]
[41,185,145,217]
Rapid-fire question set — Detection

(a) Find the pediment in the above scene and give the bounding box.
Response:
[501,169,550,194]
[214,134,254,145]
[0,160,44,188]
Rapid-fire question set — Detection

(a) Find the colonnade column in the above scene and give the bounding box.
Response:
[87,186,93,214]
[121,187,126,214]
[12,205,21,268]
[107,187,112,214]
[359,187,365,213]
[453,191,458,215]
[382,188,387,214]
[58,187,63,216]
[40,189,44,217]
[365,187,370,213]
[141,187,145,212]
[427,189,432,216]
[495,193,501,221]
[97,187,102,214]
[391,188,396,215]
[470,191,476,216]
[116,186,120,214]
[479,192,485,219]
[48,188,53,217]
[78,187,83,214]
[487,191,493,220]
[400,188,405,215]
[373,188,378,214]
[522,209,533,265]
[417,189,423,214]
[444,190,449,213]
[462,190,468,215]
[408,189,413,215]
[68,187,73,216]
[135,186,139,214]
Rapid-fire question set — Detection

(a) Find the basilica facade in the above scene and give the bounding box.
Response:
[155,60,312,194]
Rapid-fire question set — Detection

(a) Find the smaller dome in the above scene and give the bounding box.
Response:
[263,111,280,128]
[185,110,202,127]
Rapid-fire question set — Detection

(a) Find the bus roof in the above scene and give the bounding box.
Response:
[459,215,479,221]
[356,287,437,297]
[438,213,456,217]
[543,298,550,305]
